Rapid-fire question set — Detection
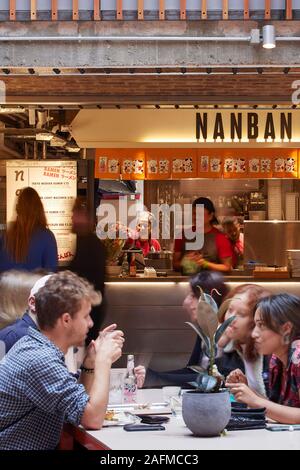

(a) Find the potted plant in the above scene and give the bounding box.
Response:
[96,222,127,275]
[182,290,235,437]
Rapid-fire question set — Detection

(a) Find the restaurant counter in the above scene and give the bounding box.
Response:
[104,274,300,373]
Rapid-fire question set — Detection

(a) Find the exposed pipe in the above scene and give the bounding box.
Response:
[0,35,297,44]
[277,37,300,42]
[0,36,252,42]
[33,141,38,160]
[24,141,29,160]
[42,141,47,160]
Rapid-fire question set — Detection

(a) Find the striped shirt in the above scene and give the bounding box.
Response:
[0,328,89,450]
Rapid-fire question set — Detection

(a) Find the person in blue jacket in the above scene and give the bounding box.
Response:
[0,187,58,273]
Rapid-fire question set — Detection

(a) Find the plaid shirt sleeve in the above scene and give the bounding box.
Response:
[26,356,89,426]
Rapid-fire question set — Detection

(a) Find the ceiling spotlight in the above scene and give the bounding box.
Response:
[263,25,276,49]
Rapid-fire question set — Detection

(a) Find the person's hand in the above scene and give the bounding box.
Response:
[217,330,231,348]
[83,324,117,367]
[185,252,203,265]
[225,382,260,408]
[134,365,146,388]
[96,328,125,366]
[226,369,248,385]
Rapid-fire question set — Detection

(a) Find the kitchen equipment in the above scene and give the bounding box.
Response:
[144,251,172,270]
[244,221,300,267]
[287,249,300,277]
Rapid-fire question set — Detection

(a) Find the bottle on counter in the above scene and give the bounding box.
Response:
[123,354,137,404]
[121,257,129,277]
[129,253,137,277]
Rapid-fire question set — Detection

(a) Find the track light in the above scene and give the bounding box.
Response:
[263,25,276,49]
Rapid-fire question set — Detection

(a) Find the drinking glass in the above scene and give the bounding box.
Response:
[162,386,181,405]
[109,368,126,405]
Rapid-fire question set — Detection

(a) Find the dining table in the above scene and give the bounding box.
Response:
[61,389,300,451]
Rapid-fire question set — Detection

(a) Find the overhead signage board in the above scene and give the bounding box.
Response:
[71,109,300,148]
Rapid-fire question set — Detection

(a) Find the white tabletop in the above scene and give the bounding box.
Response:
[85,389,300,450]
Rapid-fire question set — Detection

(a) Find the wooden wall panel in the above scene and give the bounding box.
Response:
[9,0,16,20]
[180,0,186,20]
[159,0,165,20]
[265,0,271,19]
[201,0,207,19]
[51,0,57,20]
[117,0,123,20]
[138,0,144,20]
[30,0,36,20]
[222,0,228,19]
[286,0,292,19]
[244,0,249,19]
[94,0,100,20]
[72,0,79,20]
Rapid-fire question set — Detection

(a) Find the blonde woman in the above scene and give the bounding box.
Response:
[0,270,42,329]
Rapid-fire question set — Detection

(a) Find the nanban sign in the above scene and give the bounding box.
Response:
[71,109,300,147]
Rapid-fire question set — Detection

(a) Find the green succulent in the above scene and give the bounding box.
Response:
[185,289,235,393]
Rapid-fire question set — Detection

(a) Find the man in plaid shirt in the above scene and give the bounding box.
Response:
[0,271,124,450]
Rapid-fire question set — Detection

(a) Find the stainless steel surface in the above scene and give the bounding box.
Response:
[144,251,173,269]
[244,221,300,267]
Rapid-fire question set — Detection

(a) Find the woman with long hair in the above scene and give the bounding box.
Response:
[0,187,57,272]
[144,271,238,387]
[227,293,300,424]
[220,284,271,396]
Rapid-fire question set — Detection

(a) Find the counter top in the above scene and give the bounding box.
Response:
[105,273,300,283]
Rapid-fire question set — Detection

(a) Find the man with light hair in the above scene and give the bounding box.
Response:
[0,271,124,450]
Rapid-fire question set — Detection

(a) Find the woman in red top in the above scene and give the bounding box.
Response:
[127,211,161,257]
[173,197,233,274]
[227,293,300,424]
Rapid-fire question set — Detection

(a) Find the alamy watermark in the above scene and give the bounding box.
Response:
[96,200,205,251]
[292,80,300,105]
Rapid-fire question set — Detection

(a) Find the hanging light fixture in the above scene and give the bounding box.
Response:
[262,25,276,49]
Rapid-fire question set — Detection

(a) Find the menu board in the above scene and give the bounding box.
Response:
[95,148,300,180]
[6,160,77,264]
[121,151,145,180]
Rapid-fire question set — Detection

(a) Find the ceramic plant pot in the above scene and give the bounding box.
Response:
[182,389,231,437]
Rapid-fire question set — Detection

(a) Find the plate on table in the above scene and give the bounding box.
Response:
[103,410,133,427]
[107,402,172,417]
